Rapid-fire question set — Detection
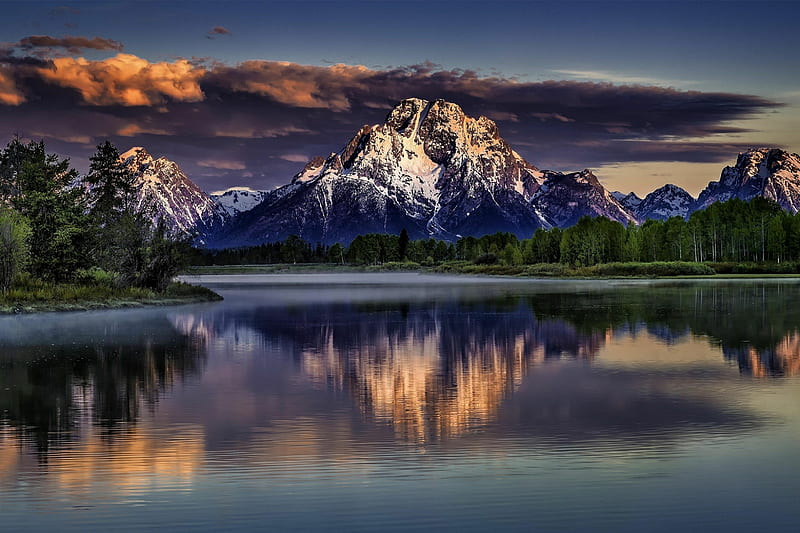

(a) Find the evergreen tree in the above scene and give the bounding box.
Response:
[0,138,89,281]
[398,228,409,260]
[84,141,142,272]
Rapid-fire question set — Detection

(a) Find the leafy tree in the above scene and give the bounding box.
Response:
[328,243,345,264]
[0,208,31,294]
[0,138,89,280]
[500,242,523,265]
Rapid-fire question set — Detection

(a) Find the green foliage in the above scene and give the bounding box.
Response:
[125,220,191,292]
[74,267,117,286]
[0,208,31,294]
[365,261,421,271]
[398,228,409,260]
[1,276,220,313]
[474,253,498,265]
[84,141,142,271]
[589,262,715,277]
[0,138,90,280]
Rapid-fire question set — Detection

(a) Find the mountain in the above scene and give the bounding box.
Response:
[211,187,271,216]
[533,170,637,227]
[121,147,229,238]
[213,98,550,247]
[612,191,643,213]
[694,148,800,213]
[634,184,695,221]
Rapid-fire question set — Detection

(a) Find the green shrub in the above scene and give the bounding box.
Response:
[366,261,421,272]
[590,262,715,277]
[521,263,573,277]
[74,267,118,286]
[473,253,498,265]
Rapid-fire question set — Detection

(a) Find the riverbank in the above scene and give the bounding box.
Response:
[0,280,223,314]
[184,261,800,279]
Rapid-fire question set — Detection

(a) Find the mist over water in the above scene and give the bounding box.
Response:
[1,275,799,531]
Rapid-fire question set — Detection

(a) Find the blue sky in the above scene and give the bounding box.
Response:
[1,0,798,195]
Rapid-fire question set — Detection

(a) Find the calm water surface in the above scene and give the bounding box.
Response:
[1,274,799,531]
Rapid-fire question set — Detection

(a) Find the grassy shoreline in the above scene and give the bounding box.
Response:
[183,261,800,279]
[0,281,223,315]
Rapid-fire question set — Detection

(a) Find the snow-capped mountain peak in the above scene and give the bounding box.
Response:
[635,184,695,221]
[120,146,229,239]
[210,187,271,216]
[695,148,800,213]
[532,169,637,227]
[212,97,552,247]
[612,191,643,211]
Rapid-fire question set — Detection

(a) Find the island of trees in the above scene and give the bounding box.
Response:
[0,138,216,312]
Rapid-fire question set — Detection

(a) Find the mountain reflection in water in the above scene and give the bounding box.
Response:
[2,278,800,532]
[1,280,798,455]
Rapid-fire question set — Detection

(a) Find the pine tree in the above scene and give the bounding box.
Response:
[0,138,89,281]
[398,228,409,260]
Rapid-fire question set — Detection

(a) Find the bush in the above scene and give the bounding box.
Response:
[590,262,715,277]
[366,261,421,271]
[473,253,498,265]
[0,208,31,295]
[74,267,118,286]
[521,263,573,277]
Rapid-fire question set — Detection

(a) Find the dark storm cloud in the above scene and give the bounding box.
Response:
[17,35,124,55]
[0,54,781,190]
[206,26,232,39]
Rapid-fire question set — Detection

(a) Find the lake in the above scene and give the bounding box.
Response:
[1,274,799,531]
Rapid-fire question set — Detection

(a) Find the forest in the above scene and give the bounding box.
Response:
[196,196,800,273]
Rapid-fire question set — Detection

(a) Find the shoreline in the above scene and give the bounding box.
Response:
[0,283,223,315]
[183,263,800,280]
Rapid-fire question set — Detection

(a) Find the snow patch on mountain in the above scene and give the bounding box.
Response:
[533,169,637,227]
[211,187,271,216]
[635,184,695,221]
[214,98,550,247]
[122,147,229,239]
[695,148,800,213]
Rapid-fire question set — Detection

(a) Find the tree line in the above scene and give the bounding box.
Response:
[0,138,187,295]
[197,196,800,268]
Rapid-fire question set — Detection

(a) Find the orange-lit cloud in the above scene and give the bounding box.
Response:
[208,61,373,110]
[37,53,205,106]
[278,153,310,163]
[0,67,24,105]
[0,52,786,193]
[198,158,246,170]
[117,123,170,136]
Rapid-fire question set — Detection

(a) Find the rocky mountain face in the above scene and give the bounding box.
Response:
[121,147,229,238]
[632,184,695,221]
[612,191,643,213]
[118,114,800,248]
[214,98,552,247]
[694,148,800,213]
[211,187,271,216]
[533,170,637,228]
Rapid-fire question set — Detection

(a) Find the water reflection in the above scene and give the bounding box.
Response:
[2,278,800,531]
[0,310,206,455]
[167,281,797,444]
[0,281,797,456]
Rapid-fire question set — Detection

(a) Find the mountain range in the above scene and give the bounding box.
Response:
[118,98,800,247]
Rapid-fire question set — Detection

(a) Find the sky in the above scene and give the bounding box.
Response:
[0,0,798,196]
